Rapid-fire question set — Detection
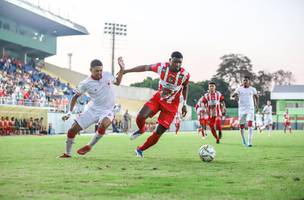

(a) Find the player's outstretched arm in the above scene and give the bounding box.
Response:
[123,62,152,74]
[114,57,125,86]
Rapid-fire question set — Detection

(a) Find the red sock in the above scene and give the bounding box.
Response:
[67,129,77,138]
[97,127,105,135]
[175,124,180,135]
[201,128,205,137]
[136,115,146,133]
[138,132,161,151]
[217,119,222,132]
[210,126,219,141]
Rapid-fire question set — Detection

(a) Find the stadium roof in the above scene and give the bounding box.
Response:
[271,85,304,100]
[0,0,89,36]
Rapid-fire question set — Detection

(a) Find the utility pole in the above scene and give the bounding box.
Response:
[104,23,127,75]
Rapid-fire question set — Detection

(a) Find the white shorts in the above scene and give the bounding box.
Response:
[75,108,114,130]
[264,115,273,125]
[239,110,254,125]
[256,121,263,127]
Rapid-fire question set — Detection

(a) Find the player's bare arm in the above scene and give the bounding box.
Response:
[231,92,239,101]
[181,82,189,117]
[254,94,259,112]
[123,63,153,74]
[62,93,81,121]
[221,100,226,115]
[114,57,125,86]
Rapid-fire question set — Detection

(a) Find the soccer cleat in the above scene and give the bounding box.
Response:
[216,139,220,144]
[58,153,71,158]
[248,144,253,147]
[77,145,92,155]
[135,148,144,158]
[130,130,142,140]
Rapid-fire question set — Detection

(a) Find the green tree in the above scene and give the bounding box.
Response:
[130,77,159,90]
[215,54,254,89]
[272,70,295,85]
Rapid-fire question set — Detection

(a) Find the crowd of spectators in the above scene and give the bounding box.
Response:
[0,52,75,112]
[0,116,47,136]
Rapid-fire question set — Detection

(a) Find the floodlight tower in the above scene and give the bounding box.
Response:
[103,23,127,75]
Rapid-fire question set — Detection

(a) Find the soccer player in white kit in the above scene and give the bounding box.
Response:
[262,100,273,135]
[255,111,263,133]
[59,58,124,158]
[232,76,259,147]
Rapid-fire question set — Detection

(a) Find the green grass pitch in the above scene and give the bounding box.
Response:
[0,131,303,200]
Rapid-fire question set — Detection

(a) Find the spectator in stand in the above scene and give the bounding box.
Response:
[122,109,131,133]
[0,117,4,136]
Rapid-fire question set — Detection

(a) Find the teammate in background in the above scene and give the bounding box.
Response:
[216,102,225,139]
[201,82,225,143]
[262,100,273,135]
[174,111,182,135]
[121,51,190,158]
[195,99,208,138]
[59,58,124,158]
[284,109,292,133]
[231,76,259,147]
[255,111,263,133]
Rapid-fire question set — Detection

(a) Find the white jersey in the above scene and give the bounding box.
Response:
[235,86,257,112]
[255,113,263,126]
[263,105,272,117]
[263,105,273,125]
[75,72,115,112]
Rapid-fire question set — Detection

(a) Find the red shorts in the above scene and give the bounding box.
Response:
[208,117,222,127]
[284,121,291,126]
[145,93,179,129]
[199,118,208,126]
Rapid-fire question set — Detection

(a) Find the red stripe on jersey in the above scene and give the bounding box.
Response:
[160,65,168,80]
[150,63,162,72]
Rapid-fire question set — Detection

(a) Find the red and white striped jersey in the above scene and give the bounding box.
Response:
[150,62,190,104]
[195,97,209,120]
[284,113,290,123]
[202,91,224,117]
[174,112,181,124]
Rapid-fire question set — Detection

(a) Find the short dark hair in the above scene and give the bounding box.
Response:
[171,51,183,59]
[208,81,216,85]
[244,75,251,80]
[90,59,103,68]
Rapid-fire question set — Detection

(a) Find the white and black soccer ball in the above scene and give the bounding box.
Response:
[198,144,216,162]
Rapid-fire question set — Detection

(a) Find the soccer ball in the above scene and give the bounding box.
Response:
[198,144,216,162]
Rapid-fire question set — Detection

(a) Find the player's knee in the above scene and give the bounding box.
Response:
[67,129,77,138]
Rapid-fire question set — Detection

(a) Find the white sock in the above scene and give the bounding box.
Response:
[241,128,246,144]
[88,133,103,147]
[66,138,74,155]
[269,125,272,134]
[248,127,253,145]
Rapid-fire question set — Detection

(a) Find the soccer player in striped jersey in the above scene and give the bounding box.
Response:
[195,97,208,138]
[121,51,190,158]
[284,109,292,133]
[201,82,225,143]
[174,111,182,135]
